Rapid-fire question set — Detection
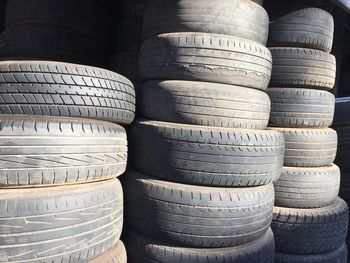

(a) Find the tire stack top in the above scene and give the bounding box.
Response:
[123,1,284,262]
[267,7,349,263]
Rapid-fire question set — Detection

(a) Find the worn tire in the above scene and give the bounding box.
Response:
[130,119,284,187]
[0,115,127,187]
[333,97,350,127]
[272,198,349,254]
[139,33,272,91]
[143,0,269,45]
[90,241,127,263]
[268,8,334,52]
[274,165,340,208]
[272,128,337,167]
[123,169,274,248]
[334,126,350,171]
[124,228,275,263]
[0,60,135,124]
[268,88,335,128]
[0,179,123,262]
[140,80,271,129]
[269,48,336,89]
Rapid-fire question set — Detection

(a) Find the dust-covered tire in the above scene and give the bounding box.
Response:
[90,241,127,263]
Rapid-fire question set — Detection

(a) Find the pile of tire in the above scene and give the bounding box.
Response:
[0,60,136,262]
[267,8,349,263]
[122,0,285,262]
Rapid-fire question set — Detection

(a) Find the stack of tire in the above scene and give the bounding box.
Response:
[122,0,285,262]
[267,8,349,263]
[0,60,135,262]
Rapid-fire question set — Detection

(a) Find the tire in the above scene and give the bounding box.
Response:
[272,198,349,254]
[143,0,269,45]
[124,228,275,263]
[275,244,347,263]
[130,119,284,187]
[271,128,337,167]
[0,115,127,187]
[139,33,272,91]
[334,127,350,171]
[269,47,336,89]
[274,165,340,208]
[333,97,350,127]
[0,179,123,262]
[268,8,334,53]
[123,169,275,248]
[140,80,271,129]
[113,18,143,52]
[268,88,335,128]
[251,0,263,5]
[0,60,135,124]
[340,172,350,202]
[90,241,127,263]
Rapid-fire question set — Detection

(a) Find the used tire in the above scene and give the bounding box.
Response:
[333,97,350,126]
[268,8,334,53]
[340,172,350,202]
[123,169,274,248]
[140,80,271,129]
[124,228,275,263]
[139,33,272,91]
[0,179,123,262]
[0,115,127,187]
[272,198,348,254]
[268,88,335,128]
[269,48,336,89]
[143,0,269,45]
[130,119,284,187]
[272,128,337,167]
[90,241,127,263]
[274,165,340,208]
[0,60,135,124]
[334,126,350,171]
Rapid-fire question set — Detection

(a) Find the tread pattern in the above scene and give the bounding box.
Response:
[90,241,127,263]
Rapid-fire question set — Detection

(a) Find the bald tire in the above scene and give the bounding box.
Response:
[90,241,127,263]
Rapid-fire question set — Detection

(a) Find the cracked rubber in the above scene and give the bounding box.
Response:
[140,80,271,129]
[129,119,284,187]
[90,241,127,263]
[0,179,123,262]
[123,169,274,248]
[139,32,272,91]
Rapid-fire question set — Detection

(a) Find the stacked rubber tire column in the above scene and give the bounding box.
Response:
[0,61,136,262]
[267,8,349,263]
[123,0,285,262]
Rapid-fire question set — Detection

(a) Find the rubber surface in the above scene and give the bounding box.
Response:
[0,179,123,262]
[334,126,350,171]
[333,97,350,126]
[139,33,272,91]
[90,241,127,263]
[340,172,350,202]
[140,80,271,129]
[268,88,335,128]
[123,169,274,248]
[130,119,284,187]
[124,228,275,263]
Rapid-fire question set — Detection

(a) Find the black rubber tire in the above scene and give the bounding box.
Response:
[0,60,135,124]
[272,128,337,167]
[0,115,127,187]
[119,0,146,20]
[113,17,143,52]
[268,8,334,53]
[139,33,272,91]
[124,228,275,263]
[275,244,347,263]
[340,172,350,203]
[334,126,350,171]
[0,179,123,262]
[269,47,336,89]
[251,0,263,5]
[140,80,271,129]
[130,119,284,187]
[90,241,127,263]
[268,88,335,128]
[274,165,340,208]
[143,0,269,45]
[123,169,274,248]
[333,97,350,127]
[272,198,349,254]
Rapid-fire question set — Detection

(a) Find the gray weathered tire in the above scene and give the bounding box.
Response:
[140,80,271,129]
[0,179,123,262]
[90,241,127,263]
[269,48,336,89]
[268,88,335,128]
[0,115,127,187]
[274,165,340,208]
[268,8,334,52]
[272,128,337,167]
[143,0,269,45]
[0,61,135,124]
[272,198,348,254]
[139,33,272,91]
[130,119,284,187]
[124,228,275,263]
[123,169,274,248]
